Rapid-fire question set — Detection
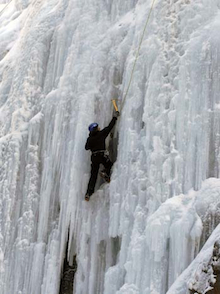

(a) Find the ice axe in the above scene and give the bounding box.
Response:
[111,99,119,112]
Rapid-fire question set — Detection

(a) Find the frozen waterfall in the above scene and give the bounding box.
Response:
[1,0,220,293]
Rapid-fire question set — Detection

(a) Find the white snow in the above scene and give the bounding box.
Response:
[0,4,5,11]
[0,0,220,294]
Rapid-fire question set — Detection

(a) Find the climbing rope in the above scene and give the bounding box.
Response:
[0,0,13,18]
[120,0,157,111]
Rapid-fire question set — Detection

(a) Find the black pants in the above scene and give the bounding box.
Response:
[86,153,113,196]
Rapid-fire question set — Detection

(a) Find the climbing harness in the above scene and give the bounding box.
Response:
[92,150,105,155]
[92,150,109,157]
[119,0,157,112]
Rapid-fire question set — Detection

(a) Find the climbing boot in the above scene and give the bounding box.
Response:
[85,194,90,201]
[99,171,110,183]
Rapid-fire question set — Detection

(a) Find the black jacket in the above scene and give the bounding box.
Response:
[85,117,117,152]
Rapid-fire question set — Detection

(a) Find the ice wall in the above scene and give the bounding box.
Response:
[1,0,220,293]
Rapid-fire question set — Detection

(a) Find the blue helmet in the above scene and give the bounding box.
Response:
[88,122,98,132]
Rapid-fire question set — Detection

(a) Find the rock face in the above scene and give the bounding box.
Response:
[209,242,220,294]
[188,241,220,294]
[209,272,220,294]
[1,0,220,294]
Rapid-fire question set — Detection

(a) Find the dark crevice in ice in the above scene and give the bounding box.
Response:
[111,236,121,266]
[59,241,77,294]
[108,129,119,164]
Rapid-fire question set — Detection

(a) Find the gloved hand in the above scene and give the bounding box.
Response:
[114,111,120,118]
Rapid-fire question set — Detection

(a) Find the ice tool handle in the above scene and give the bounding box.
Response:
[112,99,119,112]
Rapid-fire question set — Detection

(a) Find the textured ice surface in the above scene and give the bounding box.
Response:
[1,0,220,293]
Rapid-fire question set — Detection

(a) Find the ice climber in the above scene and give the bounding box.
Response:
[85,111,120,201]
